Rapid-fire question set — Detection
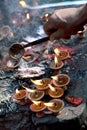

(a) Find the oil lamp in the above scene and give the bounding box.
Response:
[41,13,51,22]
[28,89,45,101]
[22,51,39,63]
[13,89,27,105]
[47,99,64,114]
[49,55,64,70]
[0,25,11,37]
[54,48,69,60]
[30,100,46,117]
[31,78,51,90]
[48,84,64,98]
[52,74,70,87]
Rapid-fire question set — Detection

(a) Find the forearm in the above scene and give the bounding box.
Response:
[78,4,87,27]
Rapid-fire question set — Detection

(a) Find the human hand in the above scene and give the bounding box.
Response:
[43,6,85,40]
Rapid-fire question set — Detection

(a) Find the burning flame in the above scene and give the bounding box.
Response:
[44,102,54,107]
[16,88,20,94]
[31,79,43,85]
[32,100,41,106]
[48,84,55,92]
[54,48,60,56]
[54,55,58,65]
[19,0,27,7]
[26,13,30,20]
[51,75,58,81]
[22,85,36,93]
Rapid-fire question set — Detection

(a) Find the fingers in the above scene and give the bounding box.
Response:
[50,29,70,41]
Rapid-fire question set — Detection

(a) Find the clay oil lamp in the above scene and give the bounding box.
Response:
[54,48,69,61]
[0,25,11,38]
[49,55,64,70]
[46,99,64,114]
[13,89,27,105]
[48,84,64,98]
[41,13,51,23]
[22,51,39,63]
[31,78,52,94]
[76,31,85,39]
[52,74,70,87]
[26,88,45,101]
[30,100,46,118]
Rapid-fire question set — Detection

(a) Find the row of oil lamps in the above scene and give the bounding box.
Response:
[13,48,70,117]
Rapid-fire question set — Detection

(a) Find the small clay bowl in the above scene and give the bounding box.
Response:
[28,90,45,101]
[47,99,64,113]
[52,74,70,87]
[30,101,46,112]
[48,87,64,98]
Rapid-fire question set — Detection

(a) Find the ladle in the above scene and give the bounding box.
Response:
[8,36,49,60]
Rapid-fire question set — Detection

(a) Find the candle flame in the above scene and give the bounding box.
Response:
[44,102,54,107]
[22,85,36,93]
[54,55,58,65]
[48,84,55,92]
[32,100,41,106]
[31,79,43,85]
[19,0,27,7]
[54,48,60,56]
[16,88,20,94]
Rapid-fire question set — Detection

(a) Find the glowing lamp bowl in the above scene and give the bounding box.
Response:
[59,51,69,60]
[47,99,64,113]
[13,90,27,100]
[49,61,64,70]
[48,87,64,98]
[36,78,51,91]
[30,101,46,112]
[53,74,70,87]
[28,90,45,101]
[13,90,27,105]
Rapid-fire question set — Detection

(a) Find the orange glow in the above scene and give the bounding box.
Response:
[48,84,55,92]
[44,102,54,107]
[31,79,43,85]
[19,0,27,7]
[54,48,60,56]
